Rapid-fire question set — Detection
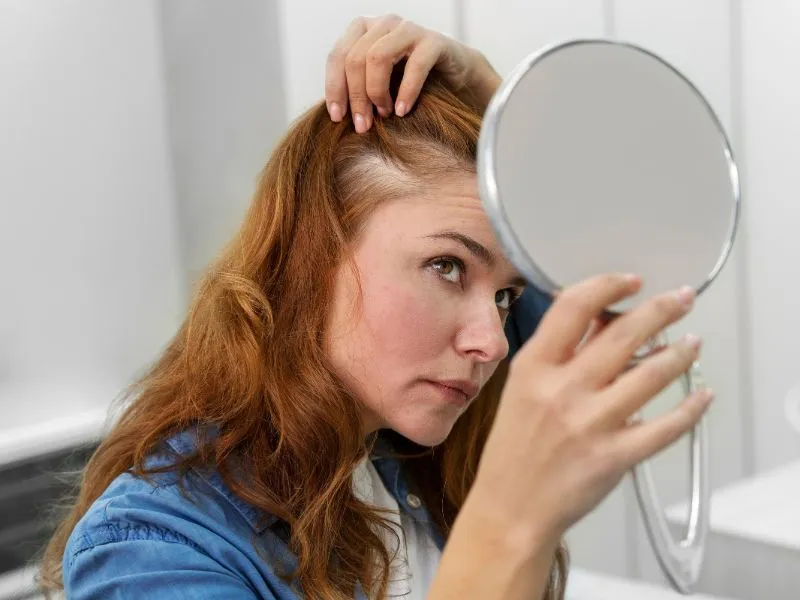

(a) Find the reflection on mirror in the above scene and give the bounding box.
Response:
[477,39,740,594]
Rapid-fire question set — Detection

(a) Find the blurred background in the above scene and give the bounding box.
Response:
[1,1,799,598]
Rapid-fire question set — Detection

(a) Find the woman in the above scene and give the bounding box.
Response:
[40,15,710,600]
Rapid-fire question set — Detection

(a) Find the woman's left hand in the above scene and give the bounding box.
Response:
[325,14,501,133]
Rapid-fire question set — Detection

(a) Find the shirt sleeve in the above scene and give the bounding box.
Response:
[65,538,264,600]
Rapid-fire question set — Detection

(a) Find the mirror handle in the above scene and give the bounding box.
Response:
[631,339,710,594]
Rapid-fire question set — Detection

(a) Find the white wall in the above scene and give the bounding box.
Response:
[0,0,184,436]
[739,0,800,472]
[159,0,287,289]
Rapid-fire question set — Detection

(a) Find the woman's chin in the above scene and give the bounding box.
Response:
[393,414,458,447]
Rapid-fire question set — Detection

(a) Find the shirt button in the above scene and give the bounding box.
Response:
[406,493,422,509]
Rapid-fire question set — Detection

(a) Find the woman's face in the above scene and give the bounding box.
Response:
[326,172,526,446]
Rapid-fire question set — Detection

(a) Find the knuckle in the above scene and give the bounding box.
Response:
[673,340,698,367]
[344,52,365,72]
[557,288,593,318]
[535,375,573,409]
[327,46,347,64]
[399,18,418,34]
[587,441,615,474]
[366,49,391,68]
[606,316,636,348]
[381,13,402,26]
[541,400,577,442]
[537,377,562,404]
[595,273,623,292]
[645,354,673,383]
[652,293,679,316]
[325,81,344,97]
[364,81,381,97]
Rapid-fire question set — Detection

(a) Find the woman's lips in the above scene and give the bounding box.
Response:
[425,380,475,408]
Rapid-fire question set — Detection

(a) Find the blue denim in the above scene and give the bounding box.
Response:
[63,288,548,599]
[64,431,443,599]
[505,286,552,356]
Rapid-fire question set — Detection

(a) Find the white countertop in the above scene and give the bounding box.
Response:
[0,566,46,600]
[567,567,733,599]
[667,458,800,551]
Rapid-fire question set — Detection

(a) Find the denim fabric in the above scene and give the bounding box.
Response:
[63,431,445,600]
[505,286,552,356]
[63,289,547,599]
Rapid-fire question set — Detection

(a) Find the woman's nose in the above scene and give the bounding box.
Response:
[454,303,509,363]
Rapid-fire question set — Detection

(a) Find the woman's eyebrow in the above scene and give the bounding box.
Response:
[424,230,527,287]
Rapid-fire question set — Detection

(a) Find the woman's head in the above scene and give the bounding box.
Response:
[326,87,525,447]
[40,65,566,600]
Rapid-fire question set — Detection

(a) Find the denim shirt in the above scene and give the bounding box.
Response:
[63,288,550,599]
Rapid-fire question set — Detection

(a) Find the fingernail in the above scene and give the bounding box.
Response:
[675,285,695,309]
[395,100,407,117]
[377,105,391,118]
[354,113,366,133]
[329,102,342,122]
[682,333,703,350]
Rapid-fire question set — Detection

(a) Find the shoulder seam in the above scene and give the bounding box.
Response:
[67,521,212,568]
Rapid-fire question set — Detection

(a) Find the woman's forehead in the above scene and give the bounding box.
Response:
[373,182,490,234]
[359,181,525,284]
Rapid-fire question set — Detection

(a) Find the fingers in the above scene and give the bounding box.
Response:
[394,34,445,116]
[325,17,370,122]
[325,15,446,131]
[345,16,402,132]
[519,274,641,365]
[364,20,421,117]
[608,387,713,469]
[572,286,696,387]
[590,333,703,429]
[575,315,612,354]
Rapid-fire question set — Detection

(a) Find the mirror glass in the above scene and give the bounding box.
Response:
[478,40,740,313]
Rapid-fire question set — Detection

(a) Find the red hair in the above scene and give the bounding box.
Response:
[40,67,568,600]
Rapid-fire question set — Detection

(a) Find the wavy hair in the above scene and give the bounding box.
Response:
[39,65,568,600]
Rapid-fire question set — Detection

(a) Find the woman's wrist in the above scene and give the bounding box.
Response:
[459,480,563,559]
[429,488,561,600]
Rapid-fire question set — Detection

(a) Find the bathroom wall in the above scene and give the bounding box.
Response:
[159,0,287,290]
[0,0,184,444]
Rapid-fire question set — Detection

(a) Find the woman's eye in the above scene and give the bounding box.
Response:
[431,258,463,284]
[495,288,520,310]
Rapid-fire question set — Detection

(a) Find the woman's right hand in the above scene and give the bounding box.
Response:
[471,273,713,547]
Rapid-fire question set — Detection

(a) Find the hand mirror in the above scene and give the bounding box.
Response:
[477,40,740,594]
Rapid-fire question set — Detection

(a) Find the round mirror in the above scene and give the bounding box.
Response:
[478,39,741,594]
[479,39,740,314]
